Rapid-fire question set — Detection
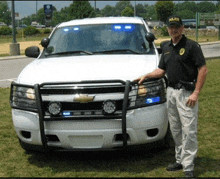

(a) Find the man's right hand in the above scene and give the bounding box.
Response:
[133,75,147,84]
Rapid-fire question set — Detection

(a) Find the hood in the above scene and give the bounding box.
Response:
[17,55,158,85]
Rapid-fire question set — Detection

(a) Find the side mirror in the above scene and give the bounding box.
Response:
[25,46,40,58]
[41,37,50,48]
[145,32,156,43]
[157,48,162,54]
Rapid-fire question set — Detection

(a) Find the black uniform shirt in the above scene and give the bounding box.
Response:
[158,35,206,85]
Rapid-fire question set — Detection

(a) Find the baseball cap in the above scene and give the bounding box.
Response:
[167,15,183,27]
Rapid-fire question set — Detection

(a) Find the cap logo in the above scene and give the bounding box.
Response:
[169,17,180,22]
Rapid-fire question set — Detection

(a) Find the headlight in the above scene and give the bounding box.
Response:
[133,79,166,108]
[11,86,37,111]
[26,88,35,99]
[138,85,147,96]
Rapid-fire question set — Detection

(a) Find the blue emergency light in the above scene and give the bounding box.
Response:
[112,24,135,32]
[146,96,161,105]
[63,111,72,116]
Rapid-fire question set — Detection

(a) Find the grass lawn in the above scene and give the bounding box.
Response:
[0,59,219,177]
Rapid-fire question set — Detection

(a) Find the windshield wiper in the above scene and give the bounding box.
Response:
[46,50,93,56]
[95,49,141,54]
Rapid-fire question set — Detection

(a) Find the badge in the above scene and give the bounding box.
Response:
[179,48,185,55]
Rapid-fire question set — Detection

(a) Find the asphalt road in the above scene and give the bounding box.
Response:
[0,58,34,88]
[0,43,220,88]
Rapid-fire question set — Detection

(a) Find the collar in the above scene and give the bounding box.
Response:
[168,35,186,47]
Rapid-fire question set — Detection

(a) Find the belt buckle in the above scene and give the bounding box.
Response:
[176,83,182,90]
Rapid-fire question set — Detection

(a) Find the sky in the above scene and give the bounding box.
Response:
[6,1,155,19]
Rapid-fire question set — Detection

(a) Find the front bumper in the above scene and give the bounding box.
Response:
[12,102,168,150]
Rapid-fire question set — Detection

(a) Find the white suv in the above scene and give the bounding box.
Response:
[10,17,170,152]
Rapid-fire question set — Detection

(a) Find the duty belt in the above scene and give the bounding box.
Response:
[168,80,196,91]
[168,83,185,90]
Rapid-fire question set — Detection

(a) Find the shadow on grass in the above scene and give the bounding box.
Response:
[26,147,176,175]
[25,144,220,177]
[195,156,220,176]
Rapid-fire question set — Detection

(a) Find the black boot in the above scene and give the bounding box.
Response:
[167,162,183,171]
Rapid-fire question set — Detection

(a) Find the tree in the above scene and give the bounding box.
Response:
[174,2,197,14]
[197,2,216,13]
[145,5,157,20]
[135,4,146,17]
[177,10,195,19]
[0,1,11,25]
[155,1,174,23]
[115,1,133,16]
[21,16,32,26]
[95,8,101,17]
[36,8,45,25]
[121,7,134,17]
[101,5,116,17]
[69,1,95,19]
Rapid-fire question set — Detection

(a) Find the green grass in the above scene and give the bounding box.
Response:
[0,29,50,44]
[0,34,49,44]
[0,59,220,177]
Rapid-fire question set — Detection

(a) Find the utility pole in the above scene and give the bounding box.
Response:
[36,0,38,20]
[11,0,16,44]
[10,0,20,56]
[134,0,136,17]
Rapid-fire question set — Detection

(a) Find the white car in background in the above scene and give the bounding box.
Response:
[0,22,6,26]
[206,26,217,30]
[10,17,170,153]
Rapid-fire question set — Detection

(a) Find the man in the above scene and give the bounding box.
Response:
[134,15,208,178]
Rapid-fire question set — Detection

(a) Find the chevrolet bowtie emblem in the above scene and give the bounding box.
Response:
[74,94,95,103]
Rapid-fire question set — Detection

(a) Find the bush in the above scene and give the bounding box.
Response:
[44,28,51,34]
[23,26,40,36]
[161,26,169,36]
[0,26,12,35]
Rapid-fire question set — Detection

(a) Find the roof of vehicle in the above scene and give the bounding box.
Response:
[58,17,145,28]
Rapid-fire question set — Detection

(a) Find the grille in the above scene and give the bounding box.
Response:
[40,81,127,120]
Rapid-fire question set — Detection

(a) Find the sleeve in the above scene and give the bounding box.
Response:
[158,52,166,70]
[191,43,206,68]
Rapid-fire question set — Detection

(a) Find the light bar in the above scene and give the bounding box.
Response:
[73,26,80,31]
[63,28,69,32]
[112,24,135,32]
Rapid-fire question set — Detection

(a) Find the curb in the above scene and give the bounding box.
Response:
[0,55,26,61]
[200,41,220,45]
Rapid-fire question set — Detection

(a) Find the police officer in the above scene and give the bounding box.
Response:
[134,15,208,178]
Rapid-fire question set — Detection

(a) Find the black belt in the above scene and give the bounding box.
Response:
[168,81,196,91]
[168,83,185,90]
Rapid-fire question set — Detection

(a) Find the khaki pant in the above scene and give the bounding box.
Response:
[167,87,198,171]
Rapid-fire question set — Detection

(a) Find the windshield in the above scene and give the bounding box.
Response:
[44,23,154,56]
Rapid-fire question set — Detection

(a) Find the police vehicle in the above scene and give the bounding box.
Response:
[10,17,170,152]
